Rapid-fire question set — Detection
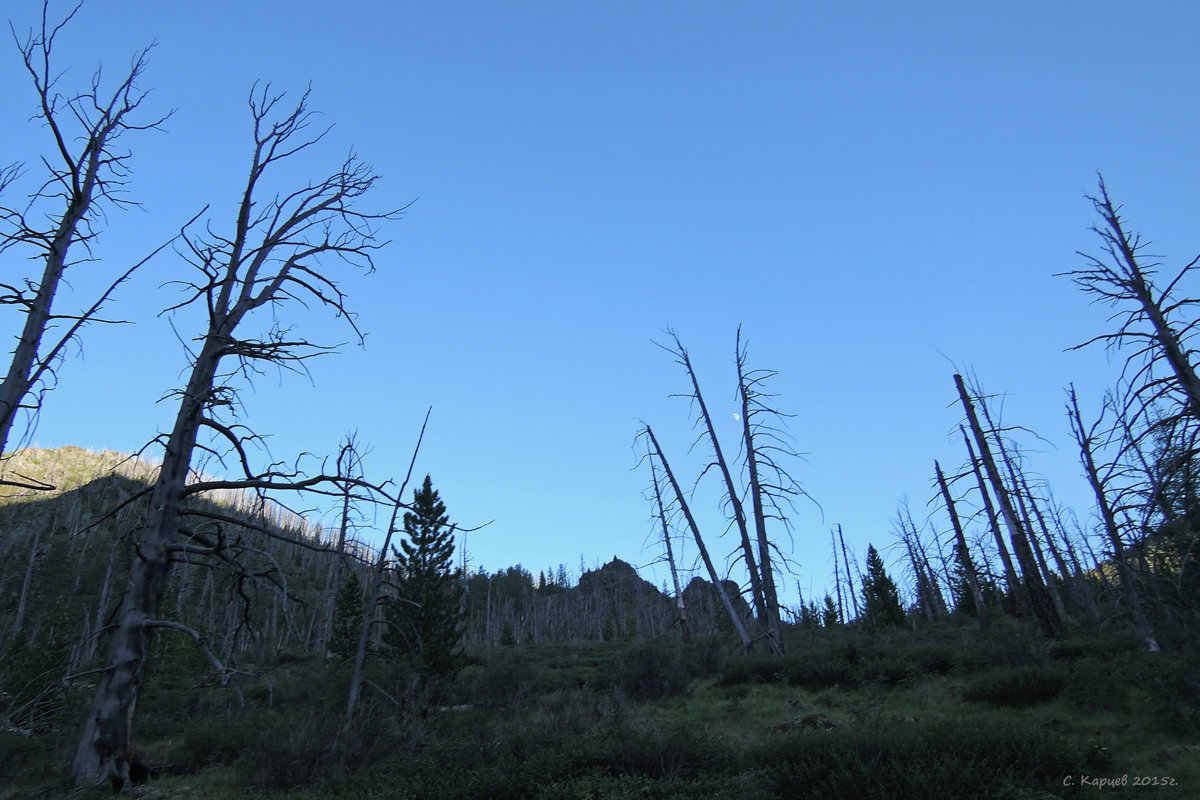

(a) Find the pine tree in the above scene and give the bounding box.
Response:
[386,475,464,678]
[861,544,906,628]
[327,570,365,663]
[821,594,840,627]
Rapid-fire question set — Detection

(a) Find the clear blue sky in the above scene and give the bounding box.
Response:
[4,1,1199,610]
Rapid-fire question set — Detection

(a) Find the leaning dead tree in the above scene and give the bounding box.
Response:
[934,460,990,629]
[659,330,766,634]
[72,86,402,788]
[345,411,428,728]
[955,374,1062,639]
[0,3,169,467]
[1067,386,1160,651]
[1063,176,1200,425]
[960,424,1028,617]
[643,425,751,650]
[646,438,692,644]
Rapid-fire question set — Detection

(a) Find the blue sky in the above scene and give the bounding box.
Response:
[3,2,1199,610]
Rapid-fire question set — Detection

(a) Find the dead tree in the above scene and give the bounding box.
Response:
[736,328,800,655]
[659,331,766,629]
[960,425,1028,616]
[647,439,691,644]
[830,528,844,624]
[644,425,750,650]
[935,460,990,629]
[344,412,428,727]
[955,374,1061,638]
[0,4,169,466]
[979,399,1070,621]
[1067,386,1160,651]
[1063,176,1200,423]
[318,434,368,651]
[72,86,401,788]
[896,502,948,620]
[838,524,860,621]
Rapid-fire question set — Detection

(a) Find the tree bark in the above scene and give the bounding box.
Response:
[73,343,219,785]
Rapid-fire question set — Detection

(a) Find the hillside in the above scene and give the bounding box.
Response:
[1,446,1199,798]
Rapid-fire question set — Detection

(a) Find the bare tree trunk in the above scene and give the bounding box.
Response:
[955,374,1061,638]
[74,87,398,788]
[1067,386,1159,651]
[73,343,217,784]
[986,415,1069,621]
[831,528,845,624]
[1067,179,1200,417]
[935,461,990,630]
[0,9,165,461]
[10,525,40,639]
[345,413,428,726]
[838,525,860,621]
[648,442,691,644]
[736,329,790,655]
[960,425,1029,617]
[645,426,751,650]
[661,332,765,626]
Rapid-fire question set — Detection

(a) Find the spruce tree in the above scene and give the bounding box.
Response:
[861,544,906,628]
[328,570,365,663]
[821,594,840,627]
[386,475,464,678]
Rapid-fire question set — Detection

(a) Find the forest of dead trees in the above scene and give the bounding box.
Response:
[2,1,1200,792]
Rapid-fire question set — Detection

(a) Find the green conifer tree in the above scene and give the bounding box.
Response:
[821,594,840,627]
[328,570,365,663]
[861,544,906,628]
[386,475,464,678]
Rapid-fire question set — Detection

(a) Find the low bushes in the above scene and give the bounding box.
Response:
[751,716,1087,800]
[964,665,1068,707]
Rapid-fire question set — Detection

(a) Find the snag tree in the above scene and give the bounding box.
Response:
[0,3,168,469]
[72,86,400,788]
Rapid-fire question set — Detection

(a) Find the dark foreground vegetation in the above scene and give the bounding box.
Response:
[4,616,1198,799]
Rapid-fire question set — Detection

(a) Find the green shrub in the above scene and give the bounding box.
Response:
[1050,632,1138,661]
[603,720,735,782]
[782,657,857,689]
[909,644,955,675]
[716,654,788,686]
[964,665,1067,707]
[615,637,690,701]
[687,636,728,679]
[1062,656,1130,713]
[751,717,1086,800]
[854,656,912,687]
